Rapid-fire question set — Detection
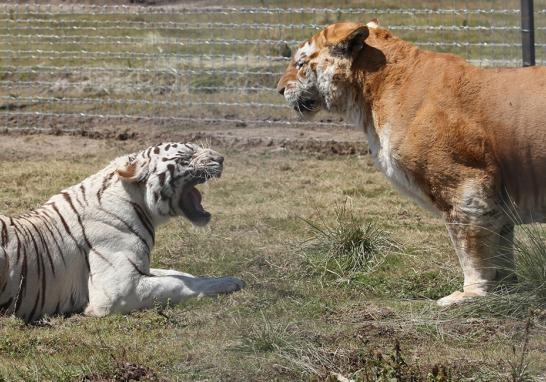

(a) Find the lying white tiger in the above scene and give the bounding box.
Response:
[0,142,245,322]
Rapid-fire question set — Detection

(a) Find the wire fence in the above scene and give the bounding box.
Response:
[1,1,545,134]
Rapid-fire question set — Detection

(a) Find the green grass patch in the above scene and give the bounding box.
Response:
[300,201,401,281]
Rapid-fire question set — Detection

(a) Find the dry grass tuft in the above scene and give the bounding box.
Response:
[300,201,401,281]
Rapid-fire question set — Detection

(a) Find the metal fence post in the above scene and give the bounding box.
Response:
[521,0,535,66]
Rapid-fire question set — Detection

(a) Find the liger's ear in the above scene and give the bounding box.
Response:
[116,161,147,183]
[367,18,380,29]
[276,59,298,94]
[329,24,369,58]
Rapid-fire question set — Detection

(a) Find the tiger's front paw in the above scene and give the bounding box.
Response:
[199,276,245,297]
[218,276,246,293]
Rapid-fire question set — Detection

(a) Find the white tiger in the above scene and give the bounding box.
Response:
[0,142,245,322]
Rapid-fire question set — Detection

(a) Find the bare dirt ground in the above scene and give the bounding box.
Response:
[1,123,369,160]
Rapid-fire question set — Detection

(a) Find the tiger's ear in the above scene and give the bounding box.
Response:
[116,162,138,182]
[328,24,369,58]
[116,161,148,183]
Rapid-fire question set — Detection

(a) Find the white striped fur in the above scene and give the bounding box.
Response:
[0,142,244,322]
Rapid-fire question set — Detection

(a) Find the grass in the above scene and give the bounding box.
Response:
[513,222,546,302]
[234,311,292,353]
[300,200,400,281]
[0,135,544,381]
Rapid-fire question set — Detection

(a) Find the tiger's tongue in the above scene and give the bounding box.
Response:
[188,186,205,212]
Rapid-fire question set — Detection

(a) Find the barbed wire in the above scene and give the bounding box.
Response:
[0,5,526,15]
[0,65,280,76]
[1,40,538,51]
[0,80,272,92]
[0,60,526,74]
[3,20,316,30]
[0,20,325,29]
[0,50,290,64]
[1,3,544,135]
[0,95,287,109]
[0,54,520,67]
[0,35,302,46]
[0,58,525,77]
[0,65,271,75]
[0,53,288,62]
[0,42,533,63]
[1,24,536,33]
[0,49,290,65]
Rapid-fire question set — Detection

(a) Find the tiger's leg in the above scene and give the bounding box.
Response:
[150,268,248,294]
[149,268,195,278]
[133,270,245,313]
[0,248,7,285]
[145,268,245,300]
[0,247,8,297]
[85,264,245,316]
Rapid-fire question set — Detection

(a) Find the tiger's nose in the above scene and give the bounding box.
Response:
[206,150,224,165]
[278,87,285,95]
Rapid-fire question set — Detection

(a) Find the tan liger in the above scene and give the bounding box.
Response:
[277,21,546,306]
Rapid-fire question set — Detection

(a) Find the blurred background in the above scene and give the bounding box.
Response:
[1,0,545,135]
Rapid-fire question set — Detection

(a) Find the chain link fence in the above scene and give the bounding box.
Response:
[1,1,545,134]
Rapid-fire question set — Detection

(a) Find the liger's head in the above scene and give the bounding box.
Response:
[277,21,385,119]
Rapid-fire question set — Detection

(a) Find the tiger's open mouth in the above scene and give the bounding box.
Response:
[179,168,222,226]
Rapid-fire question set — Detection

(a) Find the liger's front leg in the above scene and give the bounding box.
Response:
[437,216,515,306]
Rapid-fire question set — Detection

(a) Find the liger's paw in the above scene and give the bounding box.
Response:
[437,290,486,307]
